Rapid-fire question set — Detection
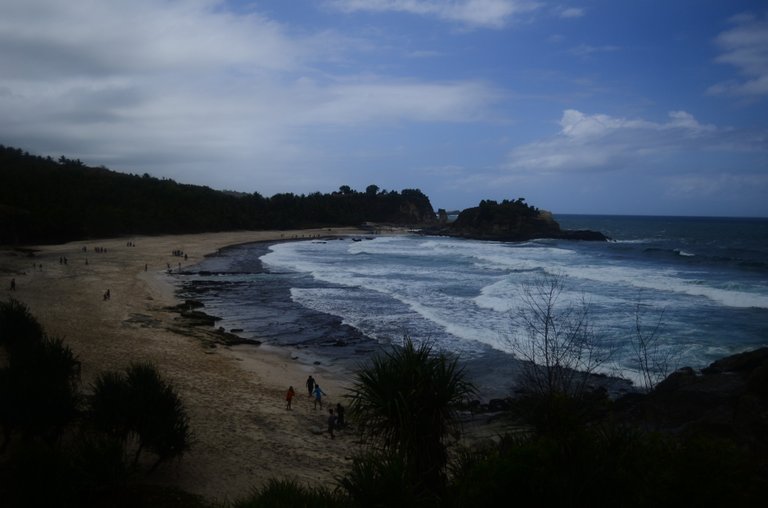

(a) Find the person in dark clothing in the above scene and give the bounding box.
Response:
[306,375,315,396]
[327,409,337,439]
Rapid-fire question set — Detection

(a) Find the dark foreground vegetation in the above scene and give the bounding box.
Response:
[0,145,435,244]
[234,342,768,508]
[3,296,766,507]
[0,299,194,507]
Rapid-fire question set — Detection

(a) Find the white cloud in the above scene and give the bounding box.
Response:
[327,0,541,29]
[709,12,768,97]
[297,79,499,124]
[568,44,620,58]
[557,7,584,19]
[0,1,305,79]
[506,109,727,172]
[407,49,444,58]
[0,0,501,192]
[664,172,768,198]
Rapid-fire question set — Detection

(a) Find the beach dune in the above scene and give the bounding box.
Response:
[1,229,364,503]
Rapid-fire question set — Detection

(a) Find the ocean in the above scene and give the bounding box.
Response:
[177,215,768,398]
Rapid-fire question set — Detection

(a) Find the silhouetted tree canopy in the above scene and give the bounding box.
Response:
[0,145,436,244]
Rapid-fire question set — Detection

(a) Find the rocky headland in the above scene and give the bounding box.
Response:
[427,199,609,242]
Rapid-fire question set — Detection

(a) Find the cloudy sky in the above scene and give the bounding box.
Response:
[2,0,767,216]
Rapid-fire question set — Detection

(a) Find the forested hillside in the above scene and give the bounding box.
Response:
[0,145,435,244]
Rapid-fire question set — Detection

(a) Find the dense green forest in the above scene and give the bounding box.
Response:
[0,145,436,244]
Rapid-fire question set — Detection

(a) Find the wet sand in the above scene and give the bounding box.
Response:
[1,229,367,504]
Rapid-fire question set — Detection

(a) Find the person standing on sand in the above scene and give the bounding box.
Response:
[285,386,296,410]
[306,375,315,396]
[327,408,337,439]
[335,403,345,428]
[10,278,15,291]
[313,384,326,409]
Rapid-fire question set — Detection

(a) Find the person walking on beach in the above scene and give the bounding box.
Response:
[10,278,15,291]
[306,375,315,396]
[327,408,337,439]
[285,386,296,410]
[313,384,326,409]
[335,403,345,429]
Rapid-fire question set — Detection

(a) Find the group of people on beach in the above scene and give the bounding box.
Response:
[7,241,187,301]
[285,375,345,439]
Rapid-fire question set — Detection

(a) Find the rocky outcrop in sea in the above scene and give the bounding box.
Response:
[424,200,608,242]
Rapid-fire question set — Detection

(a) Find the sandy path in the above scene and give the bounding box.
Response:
[1,229,366,504]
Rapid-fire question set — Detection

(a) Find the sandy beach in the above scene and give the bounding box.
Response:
[1,228,368,504]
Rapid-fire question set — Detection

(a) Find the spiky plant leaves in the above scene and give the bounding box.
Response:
[347,337,475,497]
[0,334,80,448]
[90,370,131,440]
[338,451,435,508]
[124,362,191,468]
[0,298,45,359]
[89,362,191,471]
[234,478,348,508]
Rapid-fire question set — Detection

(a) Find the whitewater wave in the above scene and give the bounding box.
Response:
[250,230,768,381]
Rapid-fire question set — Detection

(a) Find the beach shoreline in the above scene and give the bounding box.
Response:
[1,228,369,503]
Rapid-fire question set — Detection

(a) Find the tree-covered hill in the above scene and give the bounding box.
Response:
[429,198,608,242]
[0,145,435,244]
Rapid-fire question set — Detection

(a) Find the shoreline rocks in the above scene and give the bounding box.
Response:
[614,347,768,444]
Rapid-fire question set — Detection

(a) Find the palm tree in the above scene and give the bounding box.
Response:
[346,337,475,497]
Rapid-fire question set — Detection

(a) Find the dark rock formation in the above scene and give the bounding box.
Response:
[615,347,768,448]
[423,199,608,242]
[552,229,610,241]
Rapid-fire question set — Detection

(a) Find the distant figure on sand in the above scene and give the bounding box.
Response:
[306,375,315,396]
[10,278,15,291]
[335,403,345,428]
[103,289,110,301]
[327,408,337,439]
[285,386,296,410]
[313,384,326,409]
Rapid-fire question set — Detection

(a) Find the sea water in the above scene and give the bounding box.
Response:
[178,215,768,394]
